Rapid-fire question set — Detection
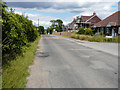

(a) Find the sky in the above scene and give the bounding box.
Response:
[5,0,119,29]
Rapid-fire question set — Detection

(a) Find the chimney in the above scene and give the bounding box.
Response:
[93,12,96,15]
[74,18,75,21]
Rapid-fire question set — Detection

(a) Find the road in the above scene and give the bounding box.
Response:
[26,35,118,88]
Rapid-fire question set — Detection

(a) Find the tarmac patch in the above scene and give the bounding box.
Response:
[35,52,49,58]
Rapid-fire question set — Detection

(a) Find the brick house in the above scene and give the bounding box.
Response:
[93,11,120,36]
[75,12,101,29]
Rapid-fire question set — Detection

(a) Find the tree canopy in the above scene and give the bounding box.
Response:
[38,26,45,34]
[50,19,63,32]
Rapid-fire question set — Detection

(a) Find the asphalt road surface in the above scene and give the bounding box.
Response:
[26,35,118,88]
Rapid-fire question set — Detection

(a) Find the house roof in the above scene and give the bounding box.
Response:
[76,12,101,25]
[94,11,120,27]
[81,16,92,22]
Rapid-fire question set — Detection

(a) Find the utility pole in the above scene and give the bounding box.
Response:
[37,19,39,31]
[22,12,25,17]
[38,19,39,27]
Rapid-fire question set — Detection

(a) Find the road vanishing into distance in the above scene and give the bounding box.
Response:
[26,35,118,88]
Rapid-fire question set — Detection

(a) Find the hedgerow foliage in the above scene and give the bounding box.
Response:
[77,27,84,34]
[2,2,38,64]
[84,28,93,35]
[77,27,93,36]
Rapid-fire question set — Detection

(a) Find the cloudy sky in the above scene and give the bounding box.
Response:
[5,0,119,29]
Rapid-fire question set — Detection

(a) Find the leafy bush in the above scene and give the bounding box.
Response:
[100,32,103,35]
[77,27,84,34]
[2,2,39,64]
[84,28,93,35]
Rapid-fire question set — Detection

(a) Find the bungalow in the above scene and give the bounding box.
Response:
[93,11,120,36]
[76,12,101,29]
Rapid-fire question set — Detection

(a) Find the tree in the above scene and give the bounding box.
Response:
[50,20,56,28]
[38,26,45,34]
[50,19,63,32]
[2,1,7,9]
[10,8,15,13]
[47,27,53,34]
[56,19,63,32]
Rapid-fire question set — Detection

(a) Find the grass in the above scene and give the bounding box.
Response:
[2,36,41,88]
[0,75,1,89]
[53,32,119,42]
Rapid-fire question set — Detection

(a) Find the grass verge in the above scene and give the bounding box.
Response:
[53,32,119,42]
[2,36,41,88]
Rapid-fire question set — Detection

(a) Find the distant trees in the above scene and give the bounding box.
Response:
[38,26,45,34]
[47,27,53,34]
[50,20,56,28]
[56,19,63,32]
[10,8,15,13]
[50,19,64,32]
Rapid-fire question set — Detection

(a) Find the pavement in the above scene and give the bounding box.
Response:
[26,35,118,88]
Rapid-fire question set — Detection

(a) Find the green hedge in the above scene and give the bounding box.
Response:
[2,2,38,64]
[77,27,84,34]
[84,28,93,35]
[77,27,93,36]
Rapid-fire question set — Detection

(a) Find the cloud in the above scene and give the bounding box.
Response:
[119,1,120,11]
[4,0,119,2]
[8,1,118,28]
[14,10,70,28]
[72,2,118,19]
[14,10,71,28]
[6,2,92,10]
[14,11,56,27]
[7,2,54,9]
[7,2,118,14]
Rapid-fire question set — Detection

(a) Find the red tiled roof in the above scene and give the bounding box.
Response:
[95,11,120,27]
[81,15,101,25]
[81,16,92,21]
[87,15,101,24]
[109,22,116,26]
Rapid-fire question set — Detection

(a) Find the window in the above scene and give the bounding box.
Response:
[118,27,120,34]
[97,29,99,33]
[101,28,104,33]
[106,28,109,34]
